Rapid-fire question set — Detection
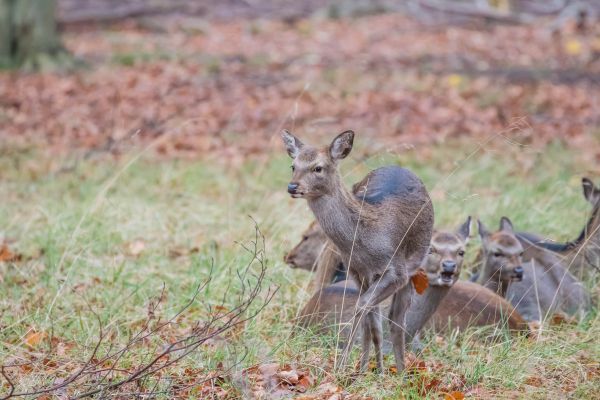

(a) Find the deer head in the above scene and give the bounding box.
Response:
[423,216,471,287]
[478,217,524,294]
[284,221,328,271]
[281,129,354,199]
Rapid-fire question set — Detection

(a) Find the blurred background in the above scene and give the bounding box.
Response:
[1,0,599,163]
[2,2,600,398]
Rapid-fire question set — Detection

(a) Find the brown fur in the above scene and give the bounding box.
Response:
[297,280,527,350]
[282,130,434,373]
[427,281,528,333]
[284,221,328,272]
[292,221,527,351]
[477,217,525,297]
[478,217,591,323]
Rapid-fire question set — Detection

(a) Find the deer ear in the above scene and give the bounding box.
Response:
[499,216,514,232]
[281,130,304,159]
[582,177,600,205]
[477,219,490,241]
[457,216,472,243]
[329,130,354,160]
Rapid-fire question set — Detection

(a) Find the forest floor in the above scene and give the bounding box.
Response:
[1,9,600,400]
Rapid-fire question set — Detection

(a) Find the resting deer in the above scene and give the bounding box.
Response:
[477,217,591,323]
[517,177,600,278]
[281,130,434,373]
[295,219,527,349]
[284,221,347,283]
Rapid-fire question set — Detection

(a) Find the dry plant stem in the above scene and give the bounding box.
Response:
[0,224,277,400]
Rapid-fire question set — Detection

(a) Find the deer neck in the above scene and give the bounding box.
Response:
[405,285,451,341]
[307,174,362,253]
[478,264,510,297]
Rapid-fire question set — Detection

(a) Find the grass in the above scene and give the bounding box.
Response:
[1,135,599,398]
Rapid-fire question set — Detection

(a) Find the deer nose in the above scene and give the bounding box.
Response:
[442,260,456,273]
[287,183,299,194]
[284,251,294,265]
[514,265,524,278]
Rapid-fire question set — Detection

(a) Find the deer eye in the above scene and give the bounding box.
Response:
[291,165,295,172]
[458,250,465,257]
[313,166,322,173]
[494,252,503,258]
[302,235,308,241]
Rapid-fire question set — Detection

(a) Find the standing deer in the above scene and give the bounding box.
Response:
[281,130,434,373]
[477,217,591,323]
[517,177,600,278]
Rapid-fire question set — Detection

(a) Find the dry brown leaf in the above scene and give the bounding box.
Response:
[445,391,465,400]
[411,269,429,295]
[0,244,21,262]
[24,331,47,348]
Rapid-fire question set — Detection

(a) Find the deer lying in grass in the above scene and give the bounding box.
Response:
[293,219,527,350]
[477,217,591,323]
[281,130,434,373]
[517,177,600,278]
[284,221,347,284]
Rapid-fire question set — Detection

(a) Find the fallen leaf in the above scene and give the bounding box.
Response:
[411,269,429,295]
[0,244,21,262]
[524,376,543,387]
[564,38,583,55]
[445,391,465,400]
[24,331,47,348]
[447,74,463,88]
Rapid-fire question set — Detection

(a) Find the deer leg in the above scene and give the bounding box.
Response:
[345,269,406,372]
[368,305,384,372]
[359,312,372,372]
[388,284,413,373]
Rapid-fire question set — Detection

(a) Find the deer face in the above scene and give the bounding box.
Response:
[284,221,328,270]
[281,130,354,199]
[423,217,471,287]
[479,217,524,284]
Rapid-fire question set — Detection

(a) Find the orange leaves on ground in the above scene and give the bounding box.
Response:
[444,391,465,400]
[239,363,316,398]
[405,354,467,398]
[24,331,47,348]
[411,269,429,295]
[2,12,599,161]
[0,244,22,262]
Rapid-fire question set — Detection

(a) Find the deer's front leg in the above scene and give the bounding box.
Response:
[388,284,413,373]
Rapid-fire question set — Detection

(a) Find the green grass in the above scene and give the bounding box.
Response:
[1,136,599,398]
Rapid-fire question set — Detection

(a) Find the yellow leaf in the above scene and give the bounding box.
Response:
[446,74,463,88]
[565,39,582,55]
[25,331,47,348]
[411,269,429,295]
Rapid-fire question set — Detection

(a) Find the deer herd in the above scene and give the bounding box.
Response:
[280,130,597,375]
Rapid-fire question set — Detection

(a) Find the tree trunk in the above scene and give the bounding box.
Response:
[0,0,71,70]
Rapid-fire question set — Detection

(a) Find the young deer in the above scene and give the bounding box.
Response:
[476,217,525,297]
[281,130,434,373]
[295,219,527,348]
[284,221,347,284]
[517,177,600,278]
[478,217,591,323]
